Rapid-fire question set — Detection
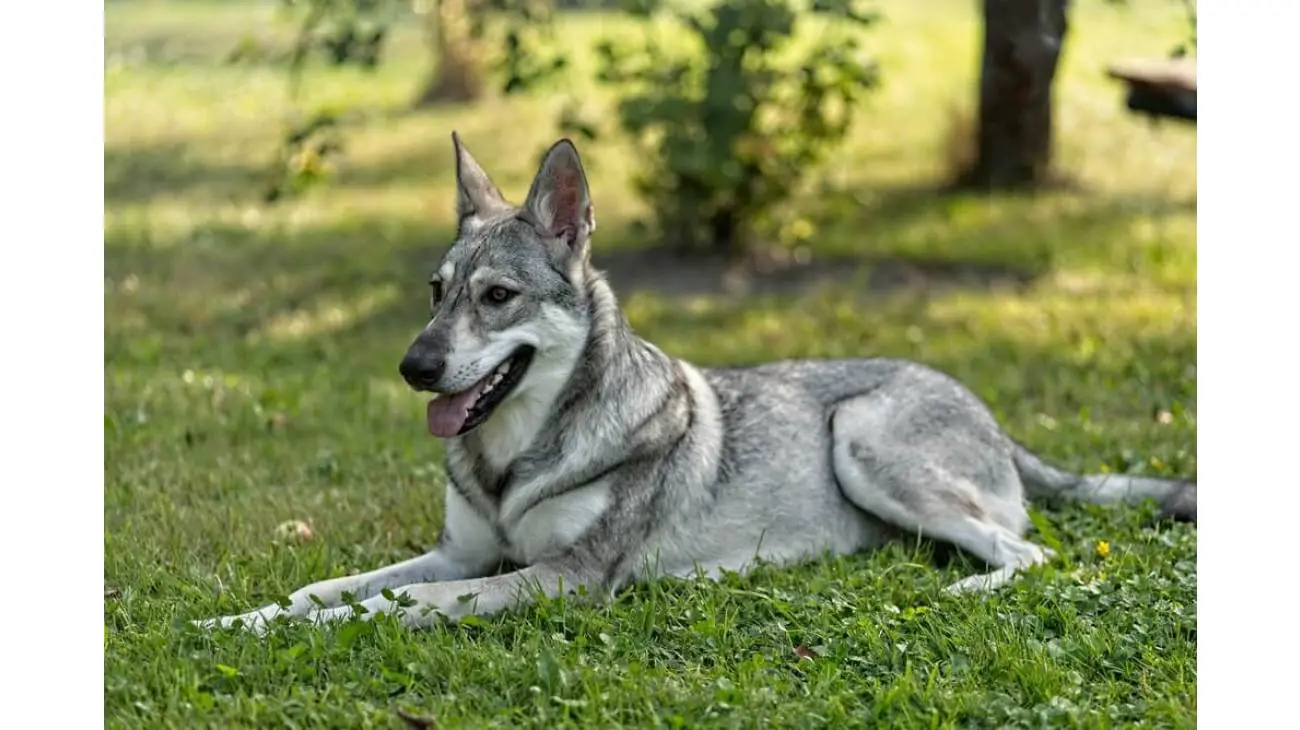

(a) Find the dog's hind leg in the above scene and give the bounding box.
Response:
[830,399,1053,594]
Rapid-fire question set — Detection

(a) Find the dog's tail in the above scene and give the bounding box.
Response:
[1012,442,1196,523]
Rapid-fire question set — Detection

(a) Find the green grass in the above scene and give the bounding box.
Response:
[105,1,1197,727]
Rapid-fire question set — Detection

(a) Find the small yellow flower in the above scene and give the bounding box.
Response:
[1095,540,1111,559]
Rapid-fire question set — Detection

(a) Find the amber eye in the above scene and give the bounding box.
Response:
[485,286,516,305]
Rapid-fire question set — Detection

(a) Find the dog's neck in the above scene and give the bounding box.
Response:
[573,264,678,393]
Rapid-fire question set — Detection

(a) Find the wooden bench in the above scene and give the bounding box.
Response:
[1107,57,1196,123]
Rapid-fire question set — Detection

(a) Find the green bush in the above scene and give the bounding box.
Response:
[587,0,880,259]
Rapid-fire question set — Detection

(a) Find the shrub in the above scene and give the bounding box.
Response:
[586,0,880,259]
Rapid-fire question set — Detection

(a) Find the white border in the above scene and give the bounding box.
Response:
[1198,0,1299,725]
[1,0,1283,726]
[0,0,104,726]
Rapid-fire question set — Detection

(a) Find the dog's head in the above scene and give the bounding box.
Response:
[399,133,597,438]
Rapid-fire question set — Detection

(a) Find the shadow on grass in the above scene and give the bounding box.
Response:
[105,141,271,205]
[104,115,510,206]
[810,182,1195,261]
[105,182,1194,387]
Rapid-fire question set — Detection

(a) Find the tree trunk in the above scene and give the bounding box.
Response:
[413,0,487,107]
[959,0,1069,189]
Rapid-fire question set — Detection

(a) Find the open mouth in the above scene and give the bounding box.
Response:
[425,346,535,438]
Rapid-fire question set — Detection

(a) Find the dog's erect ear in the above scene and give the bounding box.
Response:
[452,131,510,236]
[523,139,596,250]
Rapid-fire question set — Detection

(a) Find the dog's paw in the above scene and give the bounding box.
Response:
[192,612,272,636]
[944,575,997,595]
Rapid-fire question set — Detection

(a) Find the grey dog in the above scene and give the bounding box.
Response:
[200,134,1195,634]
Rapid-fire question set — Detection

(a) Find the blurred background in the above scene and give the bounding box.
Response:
[104,0,1196,562]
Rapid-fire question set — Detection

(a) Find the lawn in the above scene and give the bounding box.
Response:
[104,1,1197,727]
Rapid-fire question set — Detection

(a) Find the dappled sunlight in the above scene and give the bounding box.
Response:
[923,286,1194,350]
[251,283,401,343]
[104,72,294,150]
[1046,268,1194,298]
[622,280,1193,368]
[105,195,434,250]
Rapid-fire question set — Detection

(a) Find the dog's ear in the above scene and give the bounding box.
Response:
[523,138,596,251]
[452,131,510,236]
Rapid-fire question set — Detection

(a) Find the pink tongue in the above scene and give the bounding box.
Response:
[426,389,482,438]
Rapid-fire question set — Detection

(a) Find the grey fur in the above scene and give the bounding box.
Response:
[199,136,1197,635]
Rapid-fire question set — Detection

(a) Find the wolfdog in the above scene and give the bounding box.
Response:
[200,134,1195,634]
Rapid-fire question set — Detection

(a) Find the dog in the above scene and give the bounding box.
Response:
[199,133,1196,634]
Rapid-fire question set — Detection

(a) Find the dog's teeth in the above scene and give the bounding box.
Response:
[480,370,505,398]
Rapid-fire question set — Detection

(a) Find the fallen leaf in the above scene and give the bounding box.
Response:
[793,644,818,661]
[275,519,315,543]
[395,707,437,729]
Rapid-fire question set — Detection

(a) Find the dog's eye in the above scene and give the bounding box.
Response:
[485,286,516,305]
[429,281,443,310]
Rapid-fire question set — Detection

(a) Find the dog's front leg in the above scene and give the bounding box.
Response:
[197,545,497,634]
[304,560,601,630]
[198,490,505,635]
[302,491,648,630]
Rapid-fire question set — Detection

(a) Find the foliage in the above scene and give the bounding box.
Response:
[259,0,567,202]
[1172,0,1196,56]
[268,0,564,93]
[281,0,395,88]
[262,112,344,203]
[580,0,881,258]
[412,0,569,100]
[490,0,571,94]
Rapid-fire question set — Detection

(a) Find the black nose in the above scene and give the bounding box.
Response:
[399,350,446,390]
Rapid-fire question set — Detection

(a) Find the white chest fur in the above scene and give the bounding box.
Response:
[501,481,611,566]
